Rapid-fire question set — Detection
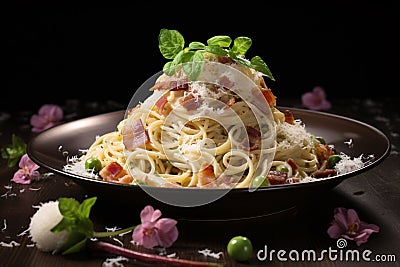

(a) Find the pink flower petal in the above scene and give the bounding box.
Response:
[11,154,40,184]
[141,205,162,223]
[38,104,63,120]
[327,222,343,239]
[301,86,331,110]
[12,170,32,184]
[132,205,179,249]
[327,207,379,246]
[19,154,40,171]
[346,208,360,225]
[333,211,349,230]
[156,218,178,248]
[30,104,63,133]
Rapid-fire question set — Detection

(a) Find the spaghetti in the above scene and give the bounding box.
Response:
[64,32,366,188]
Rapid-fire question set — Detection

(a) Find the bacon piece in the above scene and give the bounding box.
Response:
[155,95,172,116]
[312,168,337,178]
[243,126,261,151]
[312,159,337,178]
[179,93,202,111]
[169,80,189,91]
[260,88,277,107]
[286,158,298,173]
[218,75,234,89]
[150,79,189,91]
[99,162,128,182]
[284,109,295,124]
[267,171,287,185]
[217,56,234,64]
[315,144,336,163]
[122,119,149,151]
[197,164,216,186]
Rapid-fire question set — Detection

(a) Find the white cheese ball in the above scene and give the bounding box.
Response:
[29,200,71,253]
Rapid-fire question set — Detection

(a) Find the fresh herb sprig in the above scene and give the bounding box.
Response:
[50,197,135,255]
[158,28,275,82]
[43,197,221,266]
[1,134,27,167]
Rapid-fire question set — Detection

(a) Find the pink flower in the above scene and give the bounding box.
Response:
[132,205,178,249]
[301,86,332,110]
[11,154,40,184]
[30,104,63,133]
[327,207,380,246]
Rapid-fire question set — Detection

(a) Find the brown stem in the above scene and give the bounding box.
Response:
[88,241,223,267]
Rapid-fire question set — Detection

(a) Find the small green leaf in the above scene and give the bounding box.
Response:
[78,197,97,218]
[188,41,205,50]
[158,29,185,60]
[207,35,232,47]
[231,37,252,55]
[178,51,195,64]
[228,51,251,68]
[163,62,176,76]
[182,51,204,81]
[205,45,228,56]
[250,56,275,81]
[52,197,96,238]
[58,197,80,219]
[1,134,27,167]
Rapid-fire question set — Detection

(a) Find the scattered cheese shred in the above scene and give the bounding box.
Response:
[0,241,20,247]
[198,248,223,259]
[102,256,129,267]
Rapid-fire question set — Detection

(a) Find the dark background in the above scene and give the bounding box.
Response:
[4,1,398,113]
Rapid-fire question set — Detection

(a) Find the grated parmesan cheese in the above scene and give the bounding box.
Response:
[198,248,223,259]
[0,241,20,247]
[276,120,313,149]
[102,256,129,267]
[335,153,367,175]
[63,155,99,179]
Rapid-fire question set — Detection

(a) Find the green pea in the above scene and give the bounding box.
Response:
[251,176,269,187]
[85,157,102,173]
[327,155,341,169]
[227,236,253,262]
[315,136,326,144]
[276,164,289,172]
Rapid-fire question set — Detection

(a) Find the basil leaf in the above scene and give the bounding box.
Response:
[163,61,176,76]
[188,41,205,50]
[179,51,195,63]
[158,29,275,82]
[1,134,27,167]
[250,56,275,81]
[231,37,252,55]
[172,50,185,65]
[228,51,251,67]
[158,29,185,59]
[205,45,228,56]
[78,197,97,218]
[182,51,204,81]
[207,35,232,47]
[58,197,80,219]
[52,197,96,238]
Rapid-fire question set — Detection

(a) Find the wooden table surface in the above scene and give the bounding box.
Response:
[1,97,399,267]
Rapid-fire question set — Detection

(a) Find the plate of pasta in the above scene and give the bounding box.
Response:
[27,29,390,220]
